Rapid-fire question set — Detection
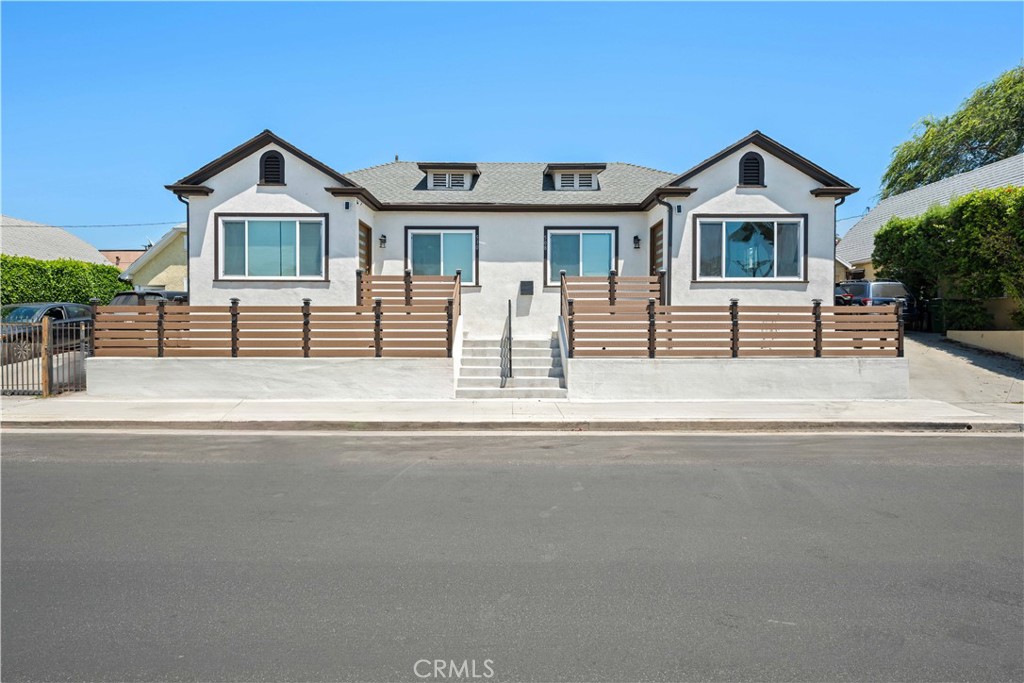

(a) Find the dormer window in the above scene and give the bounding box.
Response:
[259,150,285,185]
[557,172,596,190]
[544,163,605,192]
[739,152,764,187]
[418,163,478,191]
[429,172,468,190]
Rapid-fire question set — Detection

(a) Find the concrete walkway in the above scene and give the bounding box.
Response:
[2,395,1020,431]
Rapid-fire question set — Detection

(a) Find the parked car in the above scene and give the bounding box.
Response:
[1,302,93,364]
[109,290,188,306]
[834,285,854,306]
[838,280,920,322]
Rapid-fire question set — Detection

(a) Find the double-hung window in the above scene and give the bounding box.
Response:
[546,229,615,285]
[696,217,804,280]
[220,216,325,279]
[407,229,477,284]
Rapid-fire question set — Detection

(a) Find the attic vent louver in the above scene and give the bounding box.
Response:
[578,173,594,188]
[260,150,285,184]
[739,152,764,186]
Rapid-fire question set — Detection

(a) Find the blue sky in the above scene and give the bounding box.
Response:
[2,2,1021,249]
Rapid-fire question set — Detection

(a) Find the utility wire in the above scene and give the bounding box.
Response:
[0,220,181,229]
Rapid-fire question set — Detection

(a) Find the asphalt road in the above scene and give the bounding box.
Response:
[2,432,1022,682]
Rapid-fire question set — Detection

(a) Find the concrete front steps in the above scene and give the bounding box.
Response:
[456,337,566,399]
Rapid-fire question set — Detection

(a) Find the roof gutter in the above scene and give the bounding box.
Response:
[176,194,190,301]
[655,197,674,305]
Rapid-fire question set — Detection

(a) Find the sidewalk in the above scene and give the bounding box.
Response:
[2,395,1020,432]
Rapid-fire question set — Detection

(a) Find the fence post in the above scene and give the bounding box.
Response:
[88,298,99,357]
[729,298,739,358]
[812,299,822,358]
[230,298,240,358]
[566,298,575,359]
[647,298,656,359]
[896,303,905,358]
[302,298,312,358]
[40,316,52,397]
[445,297,454,358]
[355,270,364,307]
[608,270,617,307]
[156,300,165,358]
[657,270,667,306]
[373,298,383,358]
[404,269,413,306]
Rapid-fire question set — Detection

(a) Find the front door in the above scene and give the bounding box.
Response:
[358,222,372,273]
[649,221,664,276]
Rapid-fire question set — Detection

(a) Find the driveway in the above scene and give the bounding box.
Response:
[906,333,1023,419]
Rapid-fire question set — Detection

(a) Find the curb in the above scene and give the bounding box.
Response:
[3,419,1021,433]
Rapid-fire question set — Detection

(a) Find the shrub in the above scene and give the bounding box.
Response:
[940,299,995,331]
[1,254,125,306]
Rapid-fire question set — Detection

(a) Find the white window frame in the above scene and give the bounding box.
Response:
[218,216,326,280]
[546,228,616,285]
[695,216,805,282]
[406,228,477,285]
[555,172,599,191]
[426,172,470,190]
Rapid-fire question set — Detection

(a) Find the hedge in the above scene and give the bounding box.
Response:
[1,254,126,306]
[873,186,1024,327]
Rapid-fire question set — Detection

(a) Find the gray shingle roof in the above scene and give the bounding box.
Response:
[344,161,676,206]
[837,154,1024,265]
[1,215,112,265]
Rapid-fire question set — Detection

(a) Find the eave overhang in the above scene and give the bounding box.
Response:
[415,162,481,174]
[165,184,213,197]
[811,186,860,198]
[542,163,608,175]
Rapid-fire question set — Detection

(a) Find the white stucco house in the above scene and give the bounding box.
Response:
[167,129,858,340]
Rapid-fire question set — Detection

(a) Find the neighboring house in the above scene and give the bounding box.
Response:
[0,215,112,265]
[837,154,1024,280]
[119,224,187,291]
[835,254,856,283]
[101,249,146,271]
[166,129,857,338]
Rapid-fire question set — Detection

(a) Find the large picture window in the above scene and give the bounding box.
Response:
[546,229,616,285]
[696,218,804,280]
[406,229,477,284]
[219,217,325,279]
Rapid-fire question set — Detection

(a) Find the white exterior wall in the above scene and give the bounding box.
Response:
[185,141,839,335]
[370,211,654,339]
[666,143,837,306]
[187,143,360,307]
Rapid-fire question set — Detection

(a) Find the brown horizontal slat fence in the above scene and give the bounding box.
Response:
[561,276,903,360]
[94,273,461,359]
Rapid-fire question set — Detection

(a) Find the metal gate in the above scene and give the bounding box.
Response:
[1,319,91,396]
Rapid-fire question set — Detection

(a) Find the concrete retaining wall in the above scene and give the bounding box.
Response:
[947,330,1024,359]
[567,357,910,400]
[88,357,455,400]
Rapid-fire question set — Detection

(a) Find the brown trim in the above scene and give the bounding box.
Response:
[165,184,213,196]
[416,163,480,173]
[542,163,607,175]
[403,226,481,286]
[379,202,645,213]
[811,187,860,197]
[173,129,360,189]
[690,213,810,282]
[542,226,620,286]
[212,212,330,283]
[664,130,855,191]
[638,186,698,211]
[324,186,383,211]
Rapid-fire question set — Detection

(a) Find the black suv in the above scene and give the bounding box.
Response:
[836,280,920,322]
[110,290,188,306]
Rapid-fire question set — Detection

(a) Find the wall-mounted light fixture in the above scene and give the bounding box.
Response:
[633,235,642,249]
[379,235,387,249]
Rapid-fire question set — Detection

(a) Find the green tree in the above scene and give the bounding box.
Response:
[0,255,125,306]
[880,66,1024,198]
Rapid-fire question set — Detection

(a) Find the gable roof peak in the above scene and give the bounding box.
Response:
[168,129,362,194]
